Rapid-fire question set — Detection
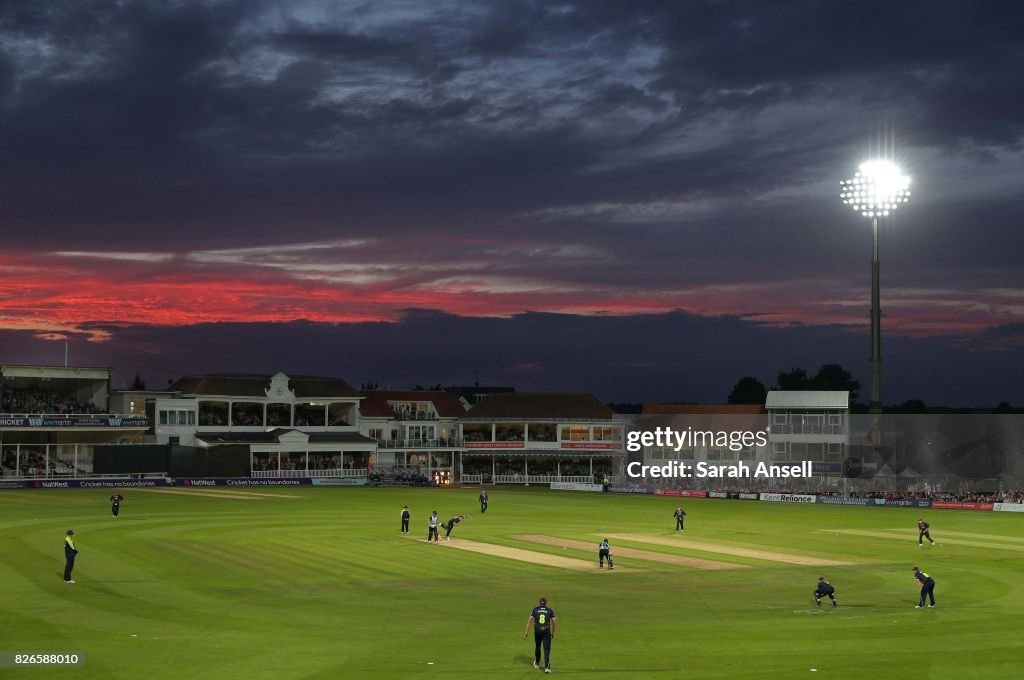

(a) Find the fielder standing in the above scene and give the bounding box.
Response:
[110,493,124,518]
[523,596,556,674]
[917,518,936,546]
[63,529,78,584]
[673,506,686,531]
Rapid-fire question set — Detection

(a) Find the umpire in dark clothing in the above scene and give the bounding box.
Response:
[63,530,78,584]
[401,505,411,533]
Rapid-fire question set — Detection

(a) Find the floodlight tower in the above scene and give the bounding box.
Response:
[840,160,911,413]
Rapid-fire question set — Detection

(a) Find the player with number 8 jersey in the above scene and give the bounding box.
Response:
[524,597,556,673]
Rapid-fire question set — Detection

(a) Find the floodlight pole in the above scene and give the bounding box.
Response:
[869,215,882,414]
[842,159,909,415]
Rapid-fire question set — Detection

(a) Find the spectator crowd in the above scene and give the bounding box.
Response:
[1,386,102,415]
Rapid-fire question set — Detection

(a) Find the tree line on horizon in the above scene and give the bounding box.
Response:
[728,364,861,406]
[727,366,1019,413]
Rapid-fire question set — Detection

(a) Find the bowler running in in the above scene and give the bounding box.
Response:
[442,514,468,539]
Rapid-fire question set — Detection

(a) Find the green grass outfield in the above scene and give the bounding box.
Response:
[1,487,1022,679]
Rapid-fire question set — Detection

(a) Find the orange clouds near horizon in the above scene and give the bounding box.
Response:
[0,246,1020,345]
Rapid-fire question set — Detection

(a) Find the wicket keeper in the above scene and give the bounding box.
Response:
[814,576,837,606]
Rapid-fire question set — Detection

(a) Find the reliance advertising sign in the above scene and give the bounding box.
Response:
[759,493,817,503]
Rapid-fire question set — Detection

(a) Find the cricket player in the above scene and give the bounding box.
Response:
[110,493,124,518]
[63,530,78,584]
[401,505,410,534]
[673,506,687,531]
[479,490,489,514]
[598,538,614,569]
[917,518,936,546]
[814,576,837,606]
[913,566,936,608]
[442,514,468,540]
[523,596,556,674]
[428,511,439,543]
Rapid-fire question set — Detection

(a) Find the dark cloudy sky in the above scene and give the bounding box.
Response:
[1,1,1022,405]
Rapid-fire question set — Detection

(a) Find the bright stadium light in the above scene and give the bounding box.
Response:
[840,159,911,414]
[840,160,911,218]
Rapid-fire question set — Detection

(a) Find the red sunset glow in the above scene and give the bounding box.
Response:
[1,247,1018,343]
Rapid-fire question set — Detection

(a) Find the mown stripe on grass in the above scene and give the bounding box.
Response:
[827,529,1024,552]
[134,488,298,500]
[258,538,363,575]
[605,533,855,566]
[876,528,1024,543]
[513,535,747,570]
[410,536,637,571]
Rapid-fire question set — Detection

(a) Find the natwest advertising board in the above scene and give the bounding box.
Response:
[16,478,170,489]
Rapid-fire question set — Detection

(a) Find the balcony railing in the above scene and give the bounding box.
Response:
[376,437,463,449]
[772,424,846,435]
[492,474,596,484]
[251,468,368,478]
[391,411,438,421]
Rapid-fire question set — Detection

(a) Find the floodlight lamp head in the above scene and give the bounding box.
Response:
[840,159,911,218]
